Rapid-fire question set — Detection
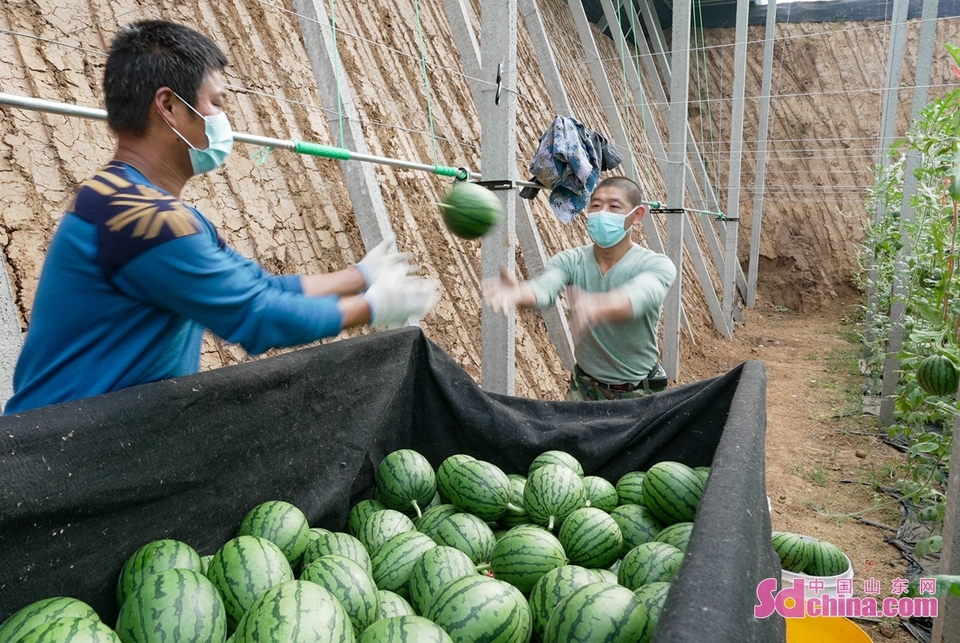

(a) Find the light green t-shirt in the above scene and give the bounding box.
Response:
[527,243,677,385]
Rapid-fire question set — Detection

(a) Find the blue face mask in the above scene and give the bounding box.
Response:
[587,207,637,248]
[168,93,234,174]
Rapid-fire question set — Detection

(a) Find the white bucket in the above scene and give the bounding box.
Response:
[775,533,854,600]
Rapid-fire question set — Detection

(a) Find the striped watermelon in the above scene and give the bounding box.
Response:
[232,581,354,643]
[200,554,213,575]
[301,530,372,574]
[357,615,453,643]
[615,471,647,506]
[115,539,203,609]
[527,565,598,641]
[376,449,437,519]
[435,454,476,496]
[498,475,532,528]
[640,461,704,525]
[359,509,416,555]
[408,546,479,616]
[609,504,663,555]
[371,531,437,598]
[0,597,100,643]
[206,535,294,631]
[437,458,517,522]
[425,575,532,643]
[618,542,684,590]
[490,524,567,594]
[528,451,584,478]
[594,568,619,584]
[300,555,379,636]
[917,354,959,396]
[432,512,497,565]
[557,507,622,569]
[16,617,120,643]
[543,582,649,643]
[633,581,671,643]
[377,590,416,618]
[805,539,849,576]
[237,500,311,568]
[348,499,388,538]
[772,532,811,573]
[693,466,711,486]
[414,504,459,540]
[437,182,503,240]
[654,522,694,553]
[582,475,619,512]
[115,568,226,643]
[523,463,587,531]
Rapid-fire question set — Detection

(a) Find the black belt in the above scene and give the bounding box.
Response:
[575,365,668,393]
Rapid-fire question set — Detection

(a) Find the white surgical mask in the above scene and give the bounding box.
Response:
[167,93,234,174]
[586,207,637,248]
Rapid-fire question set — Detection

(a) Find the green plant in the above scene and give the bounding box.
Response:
[857,40,960,557]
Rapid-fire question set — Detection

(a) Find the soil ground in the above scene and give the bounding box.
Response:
[681,297,918,642]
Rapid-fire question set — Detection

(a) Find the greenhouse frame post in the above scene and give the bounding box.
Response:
[446,0,576,373]
[293,0,395,249]
[479,0,519,395]
[747,0,777,309]
[878,0,938,427]
[722,0,749,328]
[662,0,692,380]
[0,252,20,411]
[865,0,909,357]
[637,0,671,88]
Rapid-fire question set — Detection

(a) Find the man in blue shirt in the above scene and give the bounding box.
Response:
[6,20,438,414]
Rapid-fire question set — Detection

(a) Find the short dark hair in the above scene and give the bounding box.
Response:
[595,176,643,208]
[103,20,228,136]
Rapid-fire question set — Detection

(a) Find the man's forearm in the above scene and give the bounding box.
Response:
[301,267,366,297]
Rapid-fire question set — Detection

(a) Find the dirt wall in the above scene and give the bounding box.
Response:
[0,1,948,398]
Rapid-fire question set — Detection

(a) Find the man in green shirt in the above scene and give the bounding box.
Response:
[483,176,677,400]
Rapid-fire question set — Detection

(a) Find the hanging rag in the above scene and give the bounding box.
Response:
[519,115,623,224]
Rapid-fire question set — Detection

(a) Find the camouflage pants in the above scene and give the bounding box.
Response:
[565,366,666,401]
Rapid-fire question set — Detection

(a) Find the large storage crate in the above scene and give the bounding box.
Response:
[0,328,784,642]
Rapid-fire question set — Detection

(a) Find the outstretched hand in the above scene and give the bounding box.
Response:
[482,266,524,316]
[363,269,441,328]
[356,234,415,288]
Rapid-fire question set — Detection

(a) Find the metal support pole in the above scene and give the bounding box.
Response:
[722,0,749,328]
[879,0,939,429]
[446,0,576,374]
[748,0,778,309]
[0,252,21,411]
[294,0,395,250]
[865,0,909,358]
[520,0,573,116]
[479,0,519,395]
[663,0,692,380]
[637,0,671,91]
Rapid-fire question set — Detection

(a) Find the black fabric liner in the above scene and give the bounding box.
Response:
[0,327,785,642]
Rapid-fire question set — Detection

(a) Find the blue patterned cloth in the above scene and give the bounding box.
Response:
[521,116,623,224]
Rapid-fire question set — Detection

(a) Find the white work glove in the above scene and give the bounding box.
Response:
[363,272,441,328]
[355,235,415,288]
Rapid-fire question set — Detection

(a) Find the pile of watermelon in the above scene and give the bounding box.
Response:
[772,532,850,577]
[0,449,711,643]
